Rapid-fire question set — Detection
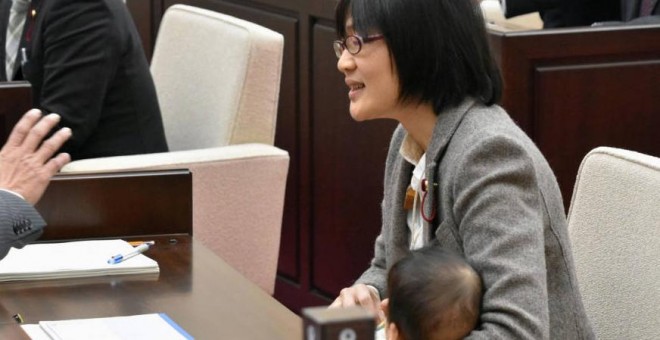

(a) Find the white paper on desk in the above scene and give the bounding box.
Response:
[21,313,193,340]
[0,239,159,281]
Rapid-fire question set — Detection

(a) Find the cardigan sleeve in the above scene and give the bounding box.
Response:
[355,233,389,297]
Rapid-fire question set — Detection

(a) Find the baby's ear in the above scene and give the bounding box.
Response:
[380,298,390,317]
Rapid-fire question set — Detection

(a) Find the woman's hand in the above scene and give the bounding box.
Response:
[329,283,386,323]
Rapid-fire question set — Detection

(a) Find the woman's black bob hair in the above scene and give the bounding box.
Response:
[335,0,502,112]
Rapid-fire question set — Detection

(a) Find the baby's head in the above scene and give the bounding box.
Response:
[383,247,482,340]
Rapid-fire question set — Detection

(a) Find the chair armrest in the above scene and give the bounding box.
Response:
[61,143,290,294]
[61,143,288,173]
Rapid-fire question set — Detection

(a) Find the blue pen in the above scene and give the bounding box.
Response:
[107,241,155,264]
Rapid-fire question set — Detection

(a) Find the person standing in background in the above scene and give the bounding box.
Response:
[0,0,168,160]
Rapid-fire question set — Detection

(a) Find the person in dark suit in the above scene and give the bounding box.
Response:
[618,0,660,24]
[0,0,168,160]
[0,109,71,259]
[502,0,660,27]
[561,0,660,26]
[500,0,567,28]
[560,0,620,26]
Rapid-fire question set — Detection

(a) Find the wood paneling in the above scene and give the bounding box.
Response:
[535,61,660,207]
[490,25,660,209]
[310,24,395,297]
[0,82,31,145]
[36,170,192,240]
[126,0,155,59]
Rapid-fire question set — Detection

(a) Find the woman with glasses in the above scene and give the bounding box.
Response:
[328,0,595,338]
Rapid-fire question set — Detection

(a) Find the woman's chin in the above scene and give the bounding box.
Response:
[349,107,370,122]
[350,113,366,122]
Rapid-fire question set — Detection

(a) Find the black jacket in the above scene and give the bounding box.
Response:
[0,0,168,160]
[503,0,621,27]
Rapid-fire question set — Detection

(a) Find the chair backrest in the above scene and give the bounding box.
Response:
[567,147,660,340]
[151,5,284,151]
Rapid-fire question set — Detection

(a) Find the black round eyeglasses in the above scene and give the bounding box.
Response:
[333,34,384,59]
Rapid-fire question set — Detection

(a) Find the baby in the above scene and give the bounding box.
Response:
[381,246,482,340]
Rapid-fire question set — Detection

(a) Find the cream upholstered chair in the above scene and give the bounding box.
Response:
[152,4,282,149]
[61,5,287,295]
[567,147,660,340]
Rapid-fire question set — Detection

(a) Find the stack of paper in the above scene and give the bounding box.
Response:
[0,239,159,281]
[22,313,193,340]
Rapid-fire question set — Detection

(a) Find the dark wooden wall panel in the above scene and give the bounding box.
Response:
[0,82,31,145]
[126,0,155,59]
[37,170,193,240]
[490,25,660,209]
[535,61,660,205]
[310,25,396,297]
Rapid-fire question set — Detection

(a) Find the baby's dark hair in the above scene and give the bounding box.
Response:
[387,246,482,340]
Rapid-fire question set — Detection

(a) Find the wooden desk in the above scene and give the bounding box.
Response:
[0,236,301,339]
[36,170,193,241]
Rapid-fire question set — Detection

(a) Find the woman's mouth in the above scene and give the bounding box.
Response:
[349,84,365,99]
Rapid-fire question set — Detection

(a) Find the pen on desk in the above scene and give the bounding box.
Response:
[107,241,155,265]
[128,240,153,246]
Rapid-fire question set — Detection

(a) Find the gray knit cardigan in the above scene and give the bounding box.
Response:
[356,98,595,339]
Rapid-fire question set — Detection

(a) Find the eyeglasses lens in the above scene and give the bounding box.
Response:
[346,36,361,54]
[333,41,344,58]
[333,36,364,59]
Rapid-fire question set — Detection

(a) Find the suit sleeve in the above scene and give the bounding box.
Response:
[0,190,45,260]
[625,15,660,25]
[37,0,120,154]
[453,135,550,339]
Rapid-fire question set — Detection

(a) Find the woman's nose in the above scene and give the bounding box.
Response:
[337,50,356,73]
